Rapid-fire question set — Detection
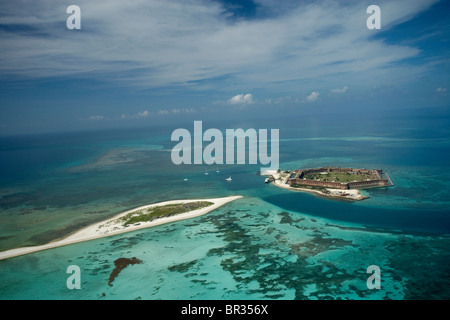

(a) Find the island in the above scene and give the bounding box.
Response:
[0,195,243,261]
[263,167,393,201]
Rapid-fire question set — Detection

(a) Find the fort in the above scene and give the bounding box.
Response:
[264,167,394,201]
[288,167,392,190]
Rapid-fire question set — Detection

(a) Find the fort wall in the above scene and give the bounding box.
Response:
[287,167,389,190]
[289,178,349,190]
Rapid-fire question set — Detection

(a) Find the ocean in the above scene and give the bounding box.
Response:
[0,109,449,300]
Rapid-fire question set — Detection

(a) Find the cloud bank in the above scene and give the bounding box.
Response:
[0,0,440,92]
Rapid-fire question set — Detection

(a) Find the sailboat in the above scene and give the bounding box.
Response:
[225,176,232,181]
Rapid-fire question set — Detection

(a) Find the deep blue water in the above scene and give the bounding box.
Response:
[0,110,449,299]
[0,112,449,242]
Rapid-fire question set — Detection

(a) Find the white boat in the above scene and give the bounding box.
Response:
[184,178,188,181]
[204,172,209,175]
[225,176,232,181]
[265,178,270,183]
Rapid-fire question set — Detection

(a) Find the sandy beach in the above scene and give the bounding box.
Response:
[263,171,366,201]
[0,195,243,261]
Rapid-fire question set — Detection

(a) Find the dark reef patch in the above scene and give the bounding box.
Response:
[108,257,143,286]
[278,211,294,224]
[168,259,198,273]
[204,208,366,299]
[384,235,450,299]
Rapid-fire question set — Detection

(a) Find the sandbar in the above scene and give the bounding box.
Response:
[0,195,243,261]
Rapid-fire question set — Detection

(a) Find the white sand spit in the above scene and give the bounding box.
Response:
[0,195,243,261]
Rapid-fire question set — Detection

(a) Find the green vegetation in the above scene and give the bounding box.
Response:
[304,172,374,183]
[116,201,214,227]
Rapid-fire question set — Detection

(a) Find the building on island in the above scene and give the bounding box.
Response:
[287,167,391,190]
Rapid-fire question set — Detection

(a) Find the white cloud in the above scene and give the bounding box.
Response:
[331,86,348,93]
[172,108,196,114]
[88,115,105,120]
[227,93,254,105]
[0,0,439,92]
[121,108,196,119]
[138,110,150,117]
[306,91,319,102]
[120,110,152,119]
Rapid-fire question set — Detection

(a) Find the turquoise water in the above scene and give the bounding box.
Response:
[0,113,449,299]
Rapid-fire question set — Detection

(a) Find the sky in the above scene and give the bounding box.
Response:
[0,0,449,135]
